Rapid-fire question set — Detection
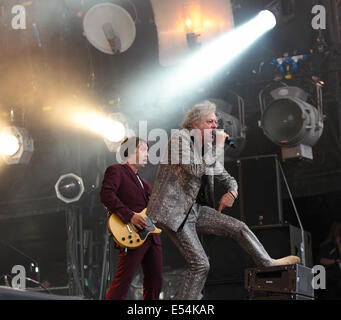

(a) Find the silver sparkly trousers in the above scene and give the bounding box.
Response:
[164,203,275,300]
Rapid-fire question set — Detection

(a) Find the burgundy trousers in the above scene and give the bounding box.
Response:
[105,236,163,300]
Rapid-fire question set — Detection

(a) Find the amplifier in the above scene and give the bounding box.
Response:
[245,264,314,298]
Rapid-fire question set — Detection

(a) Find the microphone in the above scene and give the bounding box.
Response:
[212,130,236,148]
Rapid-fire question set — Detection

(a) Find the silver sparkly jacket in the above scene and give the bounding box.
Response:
[147,129,238,232]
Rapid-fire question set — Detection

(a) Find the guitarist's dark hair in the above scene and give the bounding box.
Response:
[121,136,149,158]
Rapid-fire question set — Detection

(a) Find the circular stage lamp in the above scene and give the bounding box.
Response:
[83,3,136,55]
[263,0,296,26]
[261,86,324,160]
[55,173,85,204]
[0,134,20,156]
[257,10,277,30]
[103,112,135,152]
[0,126,34,165]
[103,121,126,143]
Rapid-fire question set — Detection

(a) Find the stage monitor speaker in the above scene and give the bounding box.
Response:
[251,224,313,268]
[202,223,313,299]
[245,264,314,298]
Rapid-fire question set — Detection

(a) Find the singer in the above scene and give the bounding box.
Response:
[147,100,300,299]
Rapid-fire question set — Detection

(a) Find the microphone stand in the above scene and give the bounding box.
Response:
[277,161,306,266]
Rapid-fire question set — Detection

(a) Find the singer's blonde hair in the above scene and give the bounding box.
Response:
[181,100,216,130]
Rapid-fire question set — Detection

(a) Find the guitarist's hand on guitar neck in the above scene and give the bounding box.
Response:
[131,214,147,230]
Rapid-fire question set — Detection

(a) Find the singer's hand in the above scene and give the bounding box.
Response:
[215,130,229,148]
[218,192,236,212]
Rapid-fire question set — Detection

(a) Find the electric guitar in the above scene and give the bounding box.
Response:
[107,208,162,249]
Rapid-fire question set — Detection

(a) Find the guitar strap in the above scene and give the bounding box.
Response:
[136,173,150,202]
[136,174,144,189]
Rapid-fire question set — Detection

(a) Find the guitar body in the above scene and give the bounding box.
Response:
[107,208,162,249]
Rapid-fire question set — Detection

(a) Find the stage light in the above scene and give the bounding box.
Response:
[71,108,134,152]
[0,134,20,156]
[260,86,324,160]
[73,111,126,143]
[0,126,34,165]
[151,0,235,66]
[257,10,277,30]
[264,0,296,26]
[55,173,85,204]
[162,9,277,99]
[103,121,126,143]
[184,10,277,75]
[83,3,136,55]
[103,112,135,152]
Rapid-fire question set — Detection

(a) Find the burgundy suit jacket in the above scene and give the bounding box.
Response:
[100,164,161,245]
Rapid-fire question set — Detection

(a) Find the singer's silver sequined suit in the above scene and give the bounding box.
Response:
[147,129,274,299]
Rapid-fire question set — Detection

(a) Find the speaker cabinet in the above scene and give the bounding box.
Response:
[245,264,314,298]
[203,224,312,299]
[220,155,283,226]
[251,224,313,268]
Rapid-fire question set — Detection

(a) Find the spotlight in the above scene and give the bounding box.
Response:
[83,3,136,55]
[151,0,235,66]
[55,173,85,204]
[257,10,277,30]
[72,110,129,151]
[264,0,296,26]
[0,134,20,156]
[0,126,34,165]
[103,112,135,152]
[102,120,126,143]
[161,5,278,100]
[260,86,324,160]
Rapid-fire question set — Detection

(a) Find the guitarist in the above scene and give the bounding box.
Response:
[100,136,162,300]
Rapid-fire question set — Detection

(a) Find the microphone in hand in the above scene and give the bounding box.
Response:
[212,130,236,149]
